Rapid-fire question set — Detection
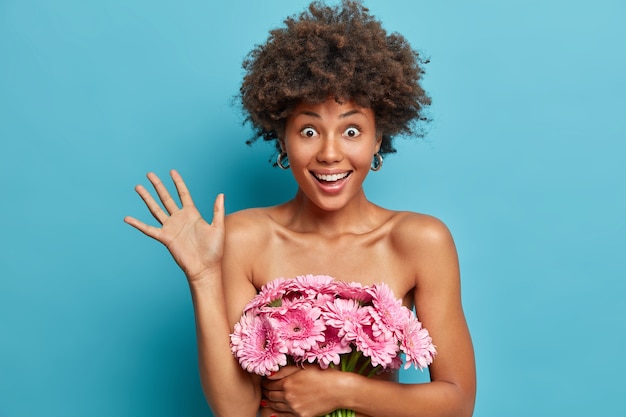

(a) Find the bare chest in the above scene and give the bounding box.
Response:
[250,232,416,306]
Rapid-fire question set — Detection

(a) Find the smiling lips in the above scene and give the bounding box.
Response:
[311,171,352,193]
[314,172,351,182]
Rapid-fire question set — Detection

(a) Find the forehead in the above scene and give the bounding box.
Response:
[289,98,375,121]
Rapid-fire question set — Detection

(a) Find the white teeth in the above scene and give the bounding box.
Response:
[315,172,349,182]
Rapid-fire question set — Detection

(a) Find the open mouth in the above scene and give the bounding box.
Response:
[312,171,351,184]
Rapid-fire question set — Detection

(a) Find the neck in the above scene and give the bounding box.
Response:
[284,188,379,237]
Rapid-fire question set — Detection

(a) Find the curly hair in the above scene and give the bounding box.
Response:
[239,0,431,157]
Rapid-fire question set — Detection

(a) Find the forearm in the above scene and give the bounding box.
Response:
[188,270,261,416]
[340,373,474,417]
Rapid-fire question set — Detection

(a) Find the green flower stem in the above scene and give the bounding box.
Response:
[346,350,362,372]
[357,357,372,375]
[325,409,355,417]
[367,366,379,378]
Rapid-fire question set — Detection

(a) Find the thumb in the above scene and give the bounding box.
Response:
[265,365,301,380]
[211,193,225,228]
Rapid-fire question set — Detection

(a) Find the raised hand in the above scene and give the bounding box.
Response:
[124,170,224,282]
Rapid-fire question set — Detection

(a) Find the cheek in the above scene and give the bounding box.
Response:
[349,141,379,161]
[284,146,308,166]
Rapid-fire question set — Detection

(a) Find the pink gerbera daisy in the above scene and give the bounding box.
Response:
[230,312,287,376]
[352,323,399,369]
[368,283,411,339]
[334,281,373,304]
[271,302,326,358]
[243,277,291,312]
[322,298,372,340]
[287,274,338,301]
[401,319,437,370]
[303,326,352,369]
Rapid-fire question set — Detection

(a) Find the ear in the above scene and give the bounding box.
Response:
[374,134,383,153]
[277,138,286,153]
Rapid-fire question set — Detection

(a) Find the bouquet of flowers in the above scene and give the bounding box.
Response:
[230,275,436,417]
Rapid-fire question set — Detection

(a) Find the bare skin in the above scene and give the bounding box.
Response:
[125,99,476,417]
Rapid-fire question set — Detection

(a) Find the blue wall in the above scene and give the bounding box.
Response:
[1,1,625,416]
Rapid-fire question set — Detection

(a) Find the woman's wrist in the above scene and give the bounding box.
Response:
[186,264,222,290]
[328,368,361,411]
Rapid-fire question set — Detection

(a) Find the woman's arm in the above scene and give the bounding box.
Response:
[189,269,262,416]
[124,170,261,416]
[262,215,476,417]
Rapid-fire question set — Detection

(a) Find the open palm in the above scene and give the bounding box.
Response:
[124,170,224,282]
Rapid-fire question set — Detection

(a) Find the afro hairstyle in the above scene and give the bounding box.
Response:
[239,0,431,157]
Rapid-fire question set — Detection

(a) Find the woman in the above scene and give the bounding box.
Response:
[124,1,476,416]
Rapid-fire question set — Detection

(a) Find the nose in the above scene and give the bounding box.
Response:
[316,136,343,164]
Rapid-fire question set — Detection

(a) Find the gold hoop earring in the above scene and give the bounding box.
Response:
[277,152,290,169]
[370,153,383,171]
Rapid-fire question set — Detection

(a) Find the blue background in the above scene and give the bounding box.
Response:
[1,0,625,416]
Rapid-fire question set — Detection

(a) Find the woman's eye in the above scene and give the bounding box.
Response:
[343,127,361,138]
[300,127,318,138]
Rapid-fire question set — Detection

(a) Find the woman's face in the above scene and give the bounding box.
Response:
[282,98,382,212]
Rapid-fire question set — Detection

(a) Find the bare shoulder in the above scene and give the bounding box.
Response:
[224,206,273,231]
[387,211,456,254]
[224,207,276,247]
[387,211,460,290]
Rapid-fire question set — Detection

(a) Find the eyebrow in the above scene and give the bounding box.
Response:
[297,109,366,119]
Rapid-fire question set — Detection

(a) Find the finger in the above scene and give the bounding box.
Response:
[262,379,278,391]
[147,172,180,214]
[260,407,287,417]
[262,393,288,412]
[265,365,300,380]
[169,169,196,208]
[123,216,162,240]
[135,184,169,224]
[261,404,288,417]
[211,193,225,229]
